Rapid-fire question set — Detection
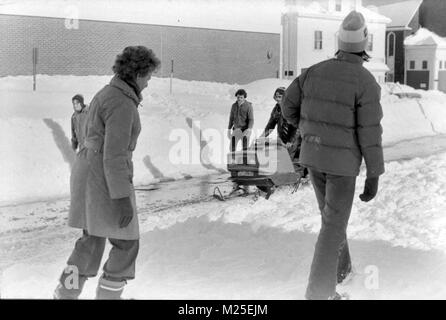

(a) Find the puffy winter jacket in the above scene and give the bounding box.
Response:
[282,51,384,178]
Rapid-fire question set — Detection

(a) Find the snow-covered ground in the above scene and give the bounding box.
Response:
[2,75,446,205]
[1,149,446,299]
[1,75,446,299]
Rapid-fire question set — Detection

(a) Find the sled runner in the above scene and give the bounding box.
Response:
[213,138,308,201]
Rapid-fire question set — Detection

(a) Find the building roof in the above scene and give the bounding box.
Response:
[404,28,446,48]
[0,0,284,34]
[284,1,391,24]
[374,0,422,30]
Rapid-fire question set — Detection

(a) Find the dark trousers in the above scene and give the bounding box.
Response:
[230,129,250,152]
[305,169,356,300]
[66,230,139,282]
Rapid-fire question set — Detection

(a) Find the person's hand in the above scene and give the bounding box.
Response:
[71,141,78,151]
[243,129,252,137]
[285,142,293,149]
[233,128,243,138]
[359,177,379,202]
[112,197,134,228]
[227,129,232,140]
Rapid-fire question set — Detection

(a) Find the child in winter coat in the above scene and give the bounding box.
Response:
[71,94,88,152]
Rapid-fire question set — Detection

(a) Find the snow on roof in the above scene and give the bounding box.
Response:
[374,0,422,30]
[0,0,285,34]
[404,28,446,47]
[284,2,391,24]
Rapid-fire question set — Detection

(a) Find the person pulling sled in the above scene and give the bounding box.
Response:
[261,87,308,182]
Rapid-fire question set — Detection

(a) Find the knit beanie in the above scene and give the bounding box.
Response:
[72,94,85,107]
[338,11,369,53]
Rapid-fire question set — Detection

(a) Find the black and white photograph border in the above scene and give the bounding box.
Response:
[1,0,446,302]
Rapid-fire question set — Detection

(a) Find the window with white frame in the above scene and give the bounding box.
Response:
[367,34,374,52]
[314,31,323,50]
[409,60,415,70]
[422,60,428,69]
[335,0,342,11]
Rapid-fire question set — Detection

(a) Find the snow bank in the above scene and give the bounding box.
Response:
[1,75,446,204]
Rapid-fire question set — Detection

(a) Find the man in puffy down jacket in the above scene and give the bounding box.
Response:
[282,11,385,300]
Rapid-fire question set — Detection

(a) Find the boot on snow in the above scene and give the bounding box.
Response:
[337,264,355,285]
[96,275,126,300]
[329,292,350,300]
[53,267,88,299]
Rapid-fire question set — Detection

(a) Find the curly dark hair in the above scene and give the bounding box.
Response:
[112,46,161,81]
[235,89,247,98]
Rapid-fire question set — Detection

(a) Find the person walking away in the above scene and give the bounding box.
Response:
[54,46,161,300]
[282,11,385,300]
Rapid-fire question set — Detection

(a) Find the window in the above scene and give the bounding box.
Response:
[367,34,374,51]
[387,32,395,57]
[409,61,415,69]
[335,0,342,11]
[314,31,323,50]
[422,60,428,69]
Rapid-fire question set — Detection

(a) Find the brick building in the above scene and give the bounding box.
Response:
[0,1,283,84]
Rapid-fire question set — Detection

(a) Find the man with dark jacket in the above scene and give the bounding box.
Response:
[227,89,254,152]
[262,87,307,177]
[71,94,88,152]
[282,11,384,300]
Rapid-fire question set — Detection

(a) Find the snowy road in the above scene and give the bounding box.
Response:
[1,135,446,299]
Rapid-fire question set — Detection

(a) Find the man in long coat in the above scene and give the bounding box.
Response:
[54,46,160,299]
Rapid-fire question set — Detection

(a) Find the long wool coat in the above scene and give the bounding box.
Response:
[68,76,142,240]
[282,51,385,178]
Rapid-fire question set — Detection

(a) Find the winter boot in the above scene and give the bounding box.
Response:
[96,275,126,300]
[329,292,350,300]
[337,264,355,285]
[53,267,88,299]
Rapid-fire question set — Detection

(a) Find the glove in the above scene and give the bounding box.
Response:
[227,129,232,140]
[359,177,379,202]
[112,197,134,228]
